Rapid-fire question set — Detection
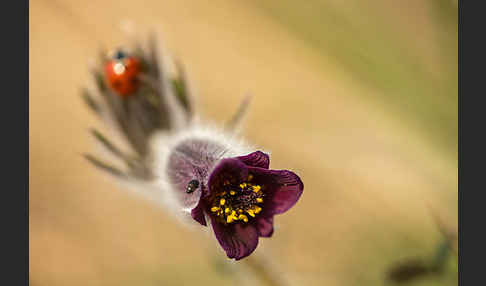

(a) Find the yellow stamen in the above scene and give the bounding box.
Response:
[226,210,238,223]
[238,214,249,222]
[212,179,266,223]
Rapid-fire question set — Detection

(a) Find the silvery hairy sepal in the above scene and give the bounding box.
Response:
[83,33,303,260]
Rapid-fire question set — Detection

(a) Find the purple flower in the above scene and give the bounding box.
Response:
[82,35,304,261]
[167,139,303,260]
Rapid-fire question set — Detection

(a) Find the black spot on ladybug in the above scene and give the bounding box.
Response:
[113,80,122,88]
[114,50,126,60]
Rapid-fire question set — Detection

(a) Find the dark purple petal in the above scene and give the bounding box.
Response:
[249,168,303,215]
[256,216,274,237]
[208,158,249,196]
[210,216,259,260]
[237,151,270,169]
[191,203,206,226]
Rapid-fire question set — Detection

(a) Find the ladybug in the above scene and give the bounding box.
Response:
[104,50,142,97]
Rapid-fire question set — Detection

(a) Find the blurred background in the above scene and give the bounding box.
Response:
[30,0,458,285]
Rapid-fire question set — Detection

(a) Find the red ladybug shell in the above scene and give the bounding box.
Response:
[104,57,141,97]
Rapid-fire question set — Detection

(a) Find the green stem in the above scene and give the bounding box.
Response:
[240,254,286,286]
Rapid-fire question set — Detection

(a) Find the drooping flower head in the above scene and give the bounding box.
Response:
[161,130,303,260]
[207,156,302,260]
[83,33,303,260]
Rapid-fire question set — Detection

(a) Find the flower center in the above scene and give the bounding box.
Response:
[210,174,264,224]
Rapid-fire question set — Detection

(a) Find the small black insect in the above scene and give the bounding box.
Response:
[186,179,200,194]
